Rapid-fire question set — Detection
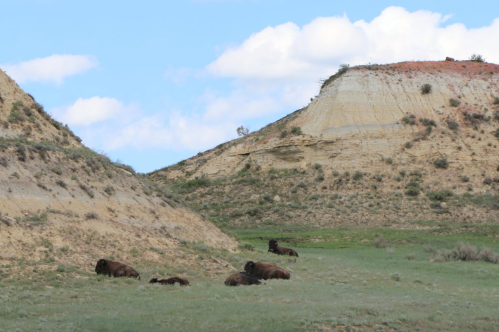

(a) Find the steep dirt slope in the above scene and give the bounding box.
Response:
[151,61,499,228]
[0,69,236,272]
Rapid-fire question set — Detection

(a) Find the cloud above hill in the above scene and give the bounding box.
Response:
[207,6,499,82]
[53,96,138,126]
[0,54,98,85]
[51,97,236,152]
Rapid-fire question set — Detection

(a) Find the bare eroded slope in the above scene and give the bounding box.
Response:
[0,69,237,272]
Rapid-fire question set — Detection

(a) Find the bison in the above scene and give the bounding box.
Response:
[268,239,299,257]
[94,259,140,280]
[224,272,262,286]
[149,277,190,286]
[244,261,290,280]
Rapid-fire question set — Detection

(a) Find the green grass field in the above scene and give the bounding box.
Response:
[1,225,499,332]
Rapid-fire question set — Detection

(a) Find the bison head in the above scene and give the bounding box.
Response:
[244,261,256,274]
[149,278,158,284]
[95,259,107,274]
[268,239,278,251]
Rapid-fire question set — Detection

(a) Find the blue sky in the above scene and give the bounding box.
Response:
[1,0,498,173]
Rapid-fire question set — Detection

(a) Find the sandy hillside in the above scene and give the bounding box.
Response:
[0,68,237,273]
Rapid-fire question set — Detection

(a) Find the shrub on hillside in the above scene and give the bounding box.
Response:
[433,249,453,262]
[483,177,493,185]
[420,118,437,127]
[446,119,459,131]
[352,171,363,181]
[79,184,95,198]
[426,189,453,202]
[56,180,67,189]
[337,63,350,75]
[404,141,413,149]
[452,242,480,261]
[421,84,432,95]
[245,207,262,217]
[405,186,420,196]
[405,179,422,197]
[480,247,499,264]
[291,126,302,135]
[104,185,115,195]
[449,98,461,107]
[8,110,25,123]
[469,54,485,62]
[433,158,449,169]
[85,212,99,220]
[315,174,325,182]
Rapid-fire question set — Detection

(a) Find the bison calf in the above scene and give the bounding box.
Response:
[94,259,141,280]
[268,239,299,257]
[244,261,290,280]
[149,277,190,286]
[224,272,261,286]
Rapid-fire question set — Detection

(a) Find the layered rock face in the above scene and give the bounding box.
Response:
[0,69,236,266]
[155,61,499,194]
[150,61,499,228]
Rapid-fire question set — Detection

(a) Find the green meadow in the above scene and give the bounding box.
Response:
[1,224,499,332]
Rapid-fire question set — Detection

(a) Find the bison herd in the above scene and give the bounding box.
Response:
[95,239,298,287]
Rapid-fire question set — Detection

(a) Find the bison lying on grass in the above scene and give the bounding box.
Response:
[244,261,290,280]
[94,259,141,280]
[224,272,262,286]
[149,277,190,286]
[268,239,299,257]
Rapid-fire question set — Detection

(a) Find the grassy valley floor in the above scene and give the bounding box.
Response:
[1,225,499,331]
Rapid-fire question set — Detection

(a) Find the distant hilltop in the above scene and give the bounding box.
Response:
[150,60,499,228]
[153,60,499,192]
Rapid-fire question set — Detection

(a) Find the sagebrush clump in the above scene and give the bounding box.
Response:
[433,158,449,169]
[421,84,432,95]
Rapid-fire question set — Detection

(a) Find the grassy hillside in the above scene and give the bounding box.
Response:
[151,164,499,233]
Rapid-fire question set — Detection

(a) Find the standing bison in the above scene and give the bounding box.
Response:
[244,261,290,280]
[94,259,141,280]
[149,277,190,286]
[268,239,299,257]
[224,272,262,286]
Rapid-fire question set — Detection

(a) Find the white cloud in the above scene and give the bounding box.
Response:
[52,96,138,126]
[0,54,98,85]
[207,6,499,82]
[102,112,234,151]
[51,97,236,152]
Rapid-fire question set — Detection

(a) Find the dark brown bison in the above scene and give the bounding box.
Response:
[224,272,262,286]
[149,277,190,286]
[268,239,299,257]
[94,259,140,280]
[244,261,290,280]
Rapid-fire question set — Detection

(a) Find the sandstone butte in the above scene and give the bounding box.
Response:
[151,60,499,226]
[0,68,237,270]
[155,61,499,185]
